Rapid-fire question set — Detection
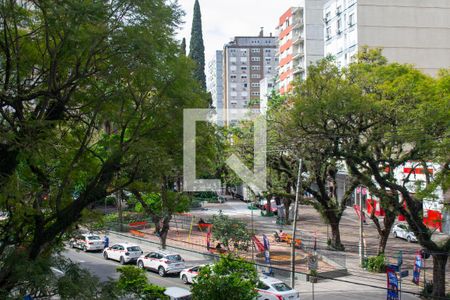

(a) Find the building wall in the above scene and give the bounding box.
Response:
[324,0,450,75]
[223,34,278,125]
[207,50,224,124]
[304,0,326,76]
[278,1,325,95]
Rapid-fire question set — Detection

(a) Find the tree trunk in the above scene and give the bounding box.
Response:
[159,218,171,250]
[370,210,396,256]
[431,253,448,299]
[329,220,344,251]
[283,199,291,224]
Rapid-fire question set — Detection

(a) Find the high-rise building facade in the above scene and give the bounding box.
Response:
[223,30,278,126]
[207,50,224,124]
[323,0,450,75]
[277,0,326,95]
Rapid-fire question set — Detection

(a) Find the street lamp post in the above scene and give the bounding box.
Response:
[359,186,365,266]
[290,158,302,288]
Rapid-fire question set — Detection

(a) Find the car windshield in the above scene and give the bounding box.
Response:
[127,246,141,252]
[166,255,182,261]
[272,282,292,292]
[87,236,101,240]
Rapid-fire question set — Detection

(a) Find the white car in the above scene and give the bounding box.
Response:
[164,287,192,300]
[180,265,204,284]
[69,234,104,252]
[257,276,300,300]
[137,250,186,277]
[392,223,417,243]
[103,243,143,264]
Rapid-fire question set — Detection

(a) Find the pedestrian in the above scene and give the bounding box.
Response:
[103,235,109,249]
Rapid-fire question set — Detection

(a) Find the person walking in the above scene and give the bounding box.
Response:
[103,235,109,249]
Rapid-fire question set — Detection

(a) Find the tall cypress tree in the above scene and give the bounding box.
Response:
[189,0,206,89]
[180,38,186,55]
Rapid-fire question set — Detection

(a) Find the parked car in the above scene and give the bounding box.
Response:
[257,276,300,300]
[137,250,186,277]
[392,223,417,243]
[164,287,192,300]
[103,243,143,264]
[260,199,278,214]
[180,265,205,284]
[69,234,104,252]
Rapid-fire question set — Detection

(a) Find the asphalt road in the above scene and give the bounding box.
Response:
[63,247,189,289]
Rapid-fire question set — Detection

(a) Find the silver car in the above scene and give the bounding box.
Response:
[392,223,417,243]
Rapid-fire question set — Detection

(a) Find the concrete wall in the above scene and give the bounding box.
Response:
[357,0,450,76]
[304,0,327,75]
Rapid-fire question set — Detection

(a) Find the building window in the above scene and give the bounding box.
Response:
[241,66,247,70]
[230,65,237,71]
[251,83,260,88]
[251,74,261,79]
[251,92,260,96]
[230,75,236,79]
[240,57,248,63]
[348,13,355,27]
[251,57,261,62]
[337,5,342,15]
[324,12,330,23]
[252,48,260,53]
[326,27,331,39]
[264,49,271,53]
[337,19,342,34]
[251,65,261,71]
[241,74,248,79]
[243,83,248,88]
[230,57,236,62]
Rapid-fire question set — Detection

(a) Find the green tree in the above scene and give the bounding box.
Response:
[189,0,206,89]
[116,266,167,300]
[0,0,208,294]
[211,213,251,251]
[290,50,449,297]
[181,37,187,56]
[191,255,258,300]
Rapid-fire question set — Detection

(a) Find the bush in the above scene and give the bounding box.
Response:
[365,255,386,273]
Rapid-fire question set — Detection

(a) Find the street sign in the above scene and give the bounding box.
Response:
[400,270,409,278]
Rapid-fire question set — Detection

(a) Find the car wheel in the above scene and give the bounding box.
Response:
[138,261,145,269]
[182,275,188,284]
[120,256,125,265]
[393,231,397,238]
[70,242,75,248]
[158,266,166,277]
[83,245,88,252]
[407,236,412,243]
[103,252,109,260]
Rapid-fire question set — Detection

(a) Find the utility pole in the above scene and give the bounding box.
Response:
[359,186,365,266]
[290,158,302,288]
[251,194,255,263]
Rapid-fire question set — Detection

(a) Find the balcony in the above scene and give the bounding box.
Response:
[293,65,304,75]
[292,35,304,45]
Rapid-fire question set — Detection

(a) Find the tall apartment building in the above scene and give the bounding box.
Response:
[278,0,325,95]
[207,50,224,124]
[223,30,278,126]
[323,0,450,75]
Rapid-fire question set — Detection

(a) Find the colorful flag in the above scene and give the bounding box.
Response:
[412,252,422,285]
[387,267,399,300]
[262,234,270,251]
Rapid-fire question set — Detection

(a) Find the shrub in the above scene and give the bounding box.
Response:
[366,254,386,273]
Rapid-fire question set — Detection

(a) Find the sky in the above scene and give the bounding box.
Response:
[176,0,300,62]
